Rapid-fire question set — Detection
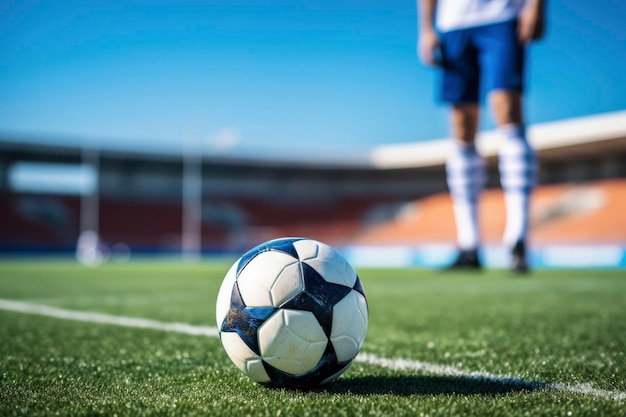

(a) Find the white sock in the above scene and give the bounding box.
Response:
[446,141,485,250]
[503,191,530,246]
[498,124,537,246]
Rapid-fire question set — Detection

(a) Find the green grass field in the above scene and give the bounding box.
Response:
[1,262,625,416]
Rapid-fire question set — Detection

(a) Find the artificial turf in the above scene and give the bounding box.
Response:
[0,262,624,416]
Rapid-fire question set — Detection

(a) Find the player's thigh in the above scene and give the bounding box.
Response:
[438,29,480,104]
[475,20,525,94]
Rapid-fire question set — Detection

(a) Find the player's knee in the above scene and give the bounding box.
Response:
[489,90,522,126]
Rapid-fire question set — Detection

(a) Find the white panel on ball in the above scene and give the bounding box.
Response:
[292,238,319,260]
[237,251,300,307]
[244,358,272,383]
[220,332,271,383]
[270,261,304,307]
[295,240,357,288]
[215,261,238,329]
[330,290,368,362]
[258,309,327,375]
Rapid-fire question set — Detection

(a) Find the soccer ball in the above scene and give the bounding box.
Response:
[215,237,368,389]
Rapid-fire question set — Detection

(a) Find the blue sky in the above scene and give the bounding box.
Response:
[1,0,625,156]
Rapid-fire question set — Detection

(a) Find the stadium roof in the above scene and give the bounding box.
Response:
[370,110,626,169]
[1,110,625,170]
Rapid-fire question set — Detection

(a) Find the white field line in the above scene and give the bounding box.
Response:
[0,298,623,402]
[0,298,218,337]
[355,353,626,401]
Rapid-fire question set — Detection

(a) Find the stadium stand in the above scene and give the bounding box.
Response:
[0,111,625,266]
[531,179,626,244]
[0,191,383,251]
[352,178,626,245]
[0,193,77,246]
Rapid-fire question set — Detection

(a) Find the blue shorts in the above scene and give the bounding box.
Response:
[438,19,525,104]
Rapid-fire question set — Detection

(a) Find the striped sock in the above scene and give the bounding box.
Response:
[498,124,538,246]
[446,141,486,250]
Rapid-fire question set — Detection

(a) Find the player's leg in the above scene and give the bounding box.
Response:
[445,104,485,269]
[479,21,537,273]
[490,90,537,247]
[438,28,485,269]
[493,99,537,273]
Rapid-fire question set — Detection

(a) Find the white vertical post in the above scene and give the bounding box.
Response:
[77,142,102,266]
[80,145,100,237]
[182,134,202,261]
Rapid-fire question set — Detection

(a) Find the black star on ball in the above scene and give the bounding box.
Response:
[280,262,352,337]
[221,282,276,356]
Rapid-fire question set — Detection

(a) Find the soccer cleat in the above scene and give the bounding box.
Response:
[443,249,482,271]
[510,240,529,275]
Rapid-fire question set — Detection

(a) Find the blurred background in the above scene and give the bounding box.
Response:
[1,0,625,268]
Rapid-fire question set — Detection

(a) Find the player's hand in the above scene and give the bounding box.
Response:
[518,0,545,43]
[418,28,441,66]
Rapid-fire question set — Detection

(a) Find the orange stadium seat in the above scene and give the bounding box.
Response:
[352,179,626,246]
